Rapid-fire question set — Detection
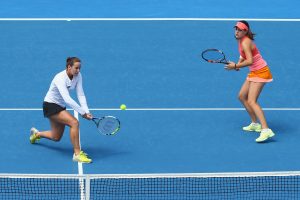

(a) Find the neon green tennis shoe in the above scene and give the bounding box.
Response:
[73,151,92,163]
[256,129,275,143]
[30,127,40,144]
[242,123,262,132]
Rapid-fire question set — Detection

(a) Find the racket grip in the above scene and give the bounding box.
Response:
[92,117,98,122]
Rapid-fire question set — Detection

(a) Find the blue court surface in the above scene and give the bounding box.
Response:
[0,19,300,176]
[1,0,300,198]
[0,0,299,18]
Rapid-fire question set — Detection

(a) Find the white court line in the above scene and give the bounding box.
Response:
[0,18,299,21]
[74,111,86,200]
[1,108,300,111]
[90,108,300,111]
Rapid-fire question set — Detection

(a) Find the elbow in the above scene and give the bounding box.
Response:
[63,99,72,106]
[62,96,73,105]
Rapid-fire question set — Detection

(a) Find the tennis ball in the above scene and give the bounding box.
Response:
[120,104,127,110]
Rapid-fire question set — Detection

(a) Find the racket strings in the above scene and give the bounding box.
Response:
[102,120,116,132]
[202,51,225,62]
[98,118,120,135]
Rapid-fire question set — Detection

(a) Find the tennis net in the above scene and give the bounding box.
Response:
[1,171,300,200]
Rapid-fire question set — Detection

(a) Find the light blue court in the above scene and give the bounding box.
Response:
[0,0,299,18]
[0,19,300,175]
[1,108,300,175]
[0,2,300,198]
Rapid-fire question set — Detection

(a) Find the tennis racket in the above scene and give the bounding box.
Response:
[201,48,229,64]
[201,48,239,71]
[92,116,120,136]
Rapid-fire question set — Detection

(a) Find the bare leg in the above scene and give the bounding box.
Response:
[238,80,257,123]
[247,82,268,129]
[37,120,65,141]
[37,110,81,155]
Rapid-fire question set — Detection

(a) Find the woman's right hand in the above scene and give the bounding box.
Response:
[82,113,93,120]
[225,61,236,70]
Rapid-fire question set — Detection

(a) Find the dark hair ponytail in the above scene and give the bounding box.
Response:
[66,57,81,68]
[239,20,256,40]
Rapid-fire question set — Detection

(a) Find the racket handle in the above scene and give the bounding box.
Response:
[92,117,98,122]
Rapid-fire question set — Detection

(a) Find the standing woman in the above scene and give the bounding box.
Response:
[225,21,275,142]
[30,57,93,163]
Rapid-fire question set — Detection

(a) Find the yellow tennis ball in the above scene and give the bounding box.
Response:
[120,104,127,110]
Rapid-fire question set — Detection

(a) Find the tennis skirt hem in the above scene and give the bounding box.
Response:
[246,77,273,83]
[43,102,66,118]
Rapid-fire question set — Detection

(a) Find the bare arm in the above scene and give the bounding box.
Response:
[225,38,253,70]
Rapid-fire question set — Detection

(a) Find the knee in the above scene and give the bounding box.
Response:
[247,99,256,106]
[52,136,62,142]
[238,93,246,102]
[69,119,79,128]
[50,132,63,141]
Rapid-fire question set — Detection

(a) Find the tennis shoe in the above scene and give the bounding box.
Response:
[30,127,41,144]
[255,129,275,143]
[242,123,262,132]
[73,151,92,163]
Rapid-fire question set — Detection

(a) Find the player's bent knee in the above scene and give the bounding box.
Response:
[51,133,63,141]
[69,119,79,128]
[52,137,61,142]
[238,94,246,102]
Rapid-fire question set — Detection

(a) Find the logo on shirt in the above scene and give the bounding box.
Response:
[66,81,72,89]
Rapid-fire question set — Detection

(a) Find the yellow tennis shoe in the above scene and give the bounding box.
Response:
[242,123,262,132]
[256,129,275,143]
[73,151,92,163]
[30,127,41,144]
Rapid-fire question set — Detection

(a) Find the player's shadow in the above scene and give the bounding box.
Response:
[83,146,130,161]
[268,120,293,134]
[34,142,73,157]
[257,120,293,143]
[32,142,130,161]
